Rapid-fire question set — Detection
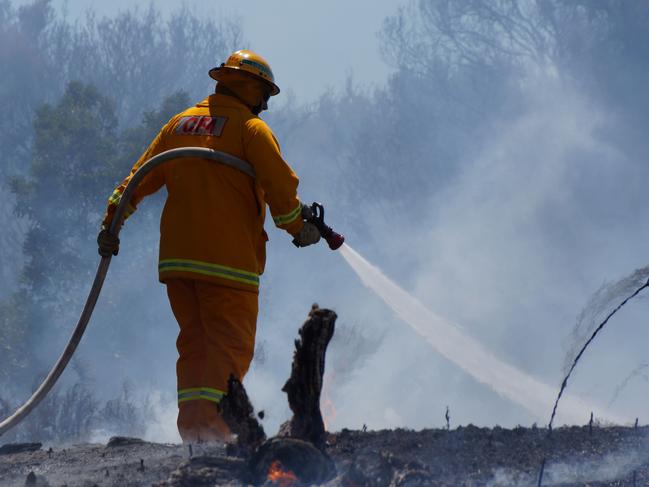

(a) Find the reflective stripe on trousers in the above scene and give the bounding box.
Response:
[159,259,260,287]
[178,387,225,404]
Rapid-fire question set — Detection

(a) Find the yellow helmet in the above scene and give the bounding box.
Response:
[209,49,280,96]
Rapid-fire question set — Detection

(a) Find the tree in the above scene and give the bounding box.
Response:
[540,1,649,125]
[0,0,58,174]
[12,81,118,298]
[2,82,119,383]
[0,0,241,176]
[2,81,191,388]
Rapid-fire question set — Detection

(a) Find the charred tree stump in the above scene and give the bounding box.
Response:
[248,306,337,484]
[218,374,266,455]
[278,305,336,451]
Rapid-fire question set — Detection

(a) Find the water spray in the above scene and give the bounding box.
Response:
[547,278,649,432]
[339,243,620,424]
[608,363,649,408]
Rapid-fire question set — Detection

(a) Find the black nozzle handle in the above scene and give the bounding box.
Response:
[291,201,343,249]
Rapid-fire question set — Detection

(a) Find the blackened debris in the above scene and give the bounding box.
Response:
[0,442,42,455]
[1,420,649,485]
[157,455,246,487]
[106,436,146,448]
[389,464,435,487]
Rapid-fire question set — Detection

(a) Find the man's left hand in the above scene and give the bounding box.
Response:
[292,222,321,247]
[97,229,120,257]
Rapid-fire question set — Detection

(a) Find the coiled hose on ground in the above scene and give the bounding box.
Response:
[0,147,256,436]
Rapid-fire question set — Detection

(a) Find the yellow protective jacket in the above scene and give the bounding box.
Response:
[103,94,304,293]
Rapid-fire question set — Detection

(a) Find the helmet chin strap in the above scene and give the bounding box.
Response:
[215,85,267,115]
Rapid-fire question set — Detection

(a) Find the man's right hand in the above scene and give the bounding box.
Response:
[97,229,120,257]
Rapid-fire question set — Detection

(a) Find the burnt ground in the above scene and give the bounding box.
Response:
[1,425,648,486]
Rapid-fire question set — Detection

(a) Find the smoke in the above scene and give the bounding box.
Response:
[89,390,180,445]
[488,446,645,486]
[269,68,649,431]
[0,183,30,302]
[381,75,647,428]
[142,390,182,444]
[106,5,649,434]
[3,0,649,442]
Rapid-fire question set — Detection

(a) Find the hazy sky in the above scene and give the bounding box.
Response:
[23,0,402,102]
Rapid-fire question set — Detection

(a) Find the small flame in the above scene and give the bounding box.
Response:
[322,396,337,430]
[322,372,337,430]
[267,460,298,487]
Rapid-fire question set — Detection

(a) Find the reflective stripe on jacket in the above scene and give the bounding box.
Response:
[102,94,304,292]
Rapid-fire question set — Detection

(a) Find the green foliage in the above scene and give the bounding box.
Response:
[118,90,191,168]
[11,82,119,297]
[0,293,29,383]
[0,1,241,175]
[0,81,191,385]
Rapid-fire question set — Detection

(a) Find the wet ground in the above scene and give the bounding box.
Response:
[1,425,648,486]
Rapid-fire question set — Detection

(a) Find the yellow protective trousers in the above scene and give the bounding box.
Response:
[166,278,258,443]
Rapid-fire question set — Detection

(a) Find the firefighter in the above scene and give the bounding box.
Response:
[97,49,321,443]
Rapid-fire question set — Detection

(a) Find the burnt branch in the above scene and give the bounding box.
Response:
[218,375,266,455]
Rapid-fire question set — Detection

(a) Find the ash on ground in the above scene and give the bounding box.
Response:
[1,426,648,486]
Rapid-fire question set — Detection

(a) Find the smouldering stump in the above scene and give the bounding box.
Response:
[248,437,336,486]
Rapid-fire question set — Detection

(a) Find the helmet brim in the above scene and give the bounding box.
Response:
[209,66,280,96]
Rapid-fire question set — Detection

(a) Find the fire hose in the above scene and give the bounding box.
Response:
[0,147,344,436]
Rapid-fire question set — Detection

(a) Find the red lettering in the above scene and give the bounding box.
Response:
[176,116,226,136]
[182,116,199,133]
[200,117,216,134]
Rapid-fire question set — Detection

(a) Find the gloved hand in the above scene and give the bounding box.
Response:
[97,228,120,257]
[292,222,321,247]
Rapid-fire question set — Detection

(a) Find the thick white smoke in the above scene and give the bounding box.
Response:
[319,74,648,430]
[4,1,649,443]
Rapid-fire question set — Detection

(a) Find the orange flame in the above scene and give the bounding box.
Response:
[322,372,337,430]
[322,395,337,430]
[267,460,298,487]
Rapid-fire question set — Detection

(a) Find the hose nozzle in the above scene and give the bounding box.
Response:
[324,229,345,250]
[296,202,345,250]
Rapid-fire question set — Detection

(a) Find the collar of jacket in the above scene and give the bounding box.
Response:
[197,93,251,111]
